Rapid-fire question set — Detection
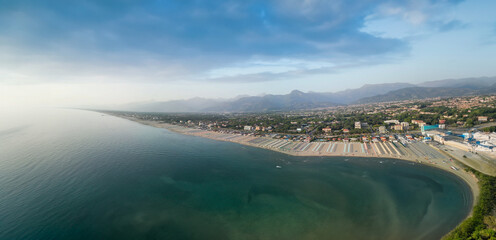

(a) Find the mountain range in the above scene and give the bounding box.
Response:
[114,76,496,113]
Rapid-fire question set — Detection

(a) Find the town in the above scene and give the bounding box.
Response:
[105,95,496,175]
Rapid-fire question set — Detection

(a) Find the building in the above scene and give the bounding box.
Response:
[322,127,332,133]
[473,132,496,143]
[379,126,387,134]
[424,130,447,137]
[433,134,445,143]
[354,121,368,129]
[393,124,403,131]
[343,128,350,133]
[411,120,425,125]
[421,124,439,133]
[400,122,409,130]
[384,120,400,125]
[478,116,488,122]
[243,126,254,131]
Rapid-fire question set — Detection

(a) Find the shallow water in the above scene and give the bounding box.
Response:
[0,109,472,240]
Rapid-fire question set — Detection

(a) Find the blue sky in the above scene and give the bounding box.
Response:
[1,0,496,106]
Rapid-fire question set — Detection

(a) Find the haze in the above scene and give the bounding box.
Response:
[1,0,496,108]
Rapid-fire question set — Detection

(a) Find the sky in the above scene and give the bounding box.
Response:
[1,0,496,107]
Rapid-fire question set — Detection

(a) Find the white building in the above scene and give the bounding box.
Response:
[433,134,445,143]
[473,132,496,144]
[355,121,368,129]
[478,116,488,122]
[244,126,254,131]
[384,120,400,125]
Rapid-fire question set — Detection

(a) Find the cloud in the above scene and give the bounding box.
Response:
[0,0,463,84]
[207,58,334,79]
[204,54,400,83]
[362,0,466,38]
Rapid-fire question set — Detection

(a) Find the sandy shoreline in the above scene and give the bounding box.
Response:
[115,115,480,206]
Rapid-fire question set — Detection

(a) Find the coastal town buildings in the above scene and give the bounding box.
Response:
[120,93,496,160]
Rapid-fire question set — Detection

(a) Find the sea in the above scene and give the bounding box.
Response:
[0,109,472,240]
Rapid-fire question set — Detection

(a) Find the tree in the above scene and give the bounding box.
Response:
[466,118,474,127]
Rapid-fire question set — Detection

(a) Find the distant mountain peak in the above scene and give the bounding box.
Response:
[290,90,304,95]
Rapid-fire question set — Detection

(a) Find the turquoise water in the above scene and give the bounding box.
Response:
[0,109,472,240]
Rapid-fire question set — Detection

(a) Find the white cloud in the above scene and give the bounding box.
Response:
[206,58,334,79]
[361,0,464,38]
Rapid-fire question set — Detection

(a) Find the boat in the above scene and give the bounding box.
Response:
[451,166,458,171]
[276,165,282,169]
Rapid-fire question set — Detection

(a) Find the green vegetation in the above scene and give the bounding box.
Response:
[444,169,496,240]
[482,126,496,133]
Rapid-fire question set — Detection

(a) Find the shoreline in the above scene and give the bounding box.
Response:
[113,114,480,204]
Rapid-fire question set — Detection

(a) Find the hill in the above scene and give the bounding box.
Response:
[354,87,477,104]
[111,76,496,112]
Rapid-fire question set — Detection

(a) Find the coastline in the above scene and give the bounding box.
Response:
[114,114,480,204]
